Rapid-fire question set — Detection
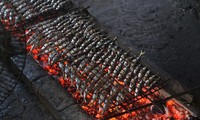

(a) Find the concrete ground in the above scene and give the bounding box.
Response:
[0,59,54,120]
[0,81,54,120]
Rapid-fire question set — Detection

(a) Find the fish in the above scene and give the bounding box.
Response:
[128,76,138,93]
[144,75,156,87]
[138,67,147,79]
[101,51,115,69]
[97,49,112,63]
[91,49,105,62]
[134,79,144,96]
[63,64,70,79]
[133,64,142,75]
[77,59,88,71]
[16,3,27,11]
[81,61,97,76]
[75,77,81,90]
[117,65,130,81]
[119,49,131,62]
[107,50,122,74]
[116,91,125,105]
[123,71,133,86]
[112,61,125,78]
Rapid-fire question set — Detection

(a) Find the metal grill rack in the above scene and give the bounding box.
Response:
[2,0,192,119]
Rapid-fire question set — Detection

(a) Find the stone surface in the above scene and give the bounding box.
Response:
[59,104,92,120]
[0,64,18,105]
[11,55,47,82]
[0,82,54,120]
[32,76,76,111]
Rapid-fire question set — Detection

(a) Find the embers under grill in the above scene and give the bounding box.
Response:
[0,0,196,119]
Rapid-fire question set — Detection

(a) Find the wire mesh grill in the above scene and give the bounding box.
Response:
[0,0,192,119]
[23,9,168,116]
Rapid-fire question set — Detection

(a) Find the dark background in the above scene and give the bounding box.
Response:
[74,0,200,89]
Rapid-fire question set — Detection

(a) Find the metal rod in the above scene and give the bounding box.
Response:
[105,85,200,119]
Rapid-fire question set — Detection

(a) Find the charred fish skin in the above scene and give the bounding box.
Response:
[71,55,86,67]
[3,8,10,20]
[97,49,112,64]
[138,66,147,81]
[83,71,104,101]
[116,91,125,105]
[128,76,138,93]
[81,69,102,96]
[50,52,61,65]
[148,76,161,90]
[80,66,100,93]
[112,61,125,78]
[82,36,103,53]
[75,77,82,90]
[91,49,105,62]
[133,64,142,75]
[101,51,115,70]
[97,91,106,105]
[131,50,145,66]
[86,66,100,80]
[144,75,156,87]
[123,71,133,86]
[107,50,122,74]
[55,1,69,10]
[92,73,110,95]
[81,61,97,76]
[117,64,130,81]
[32,0,46,8]
[77,59,88,72]
[101,84,120,113]
[32,20,53,30]
[1,5,8,20]
[71,32,83,45]
[86,49,96,59]
[12,0,25,7]
[143,70,151,81]
[38,1,53,11]
[58,62,65,74]
[119,50,131,62]
[63,64,70,80]
[33,1,48,11]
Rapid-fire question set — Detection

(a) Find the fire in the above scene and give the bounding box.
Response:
[1,19,192,120]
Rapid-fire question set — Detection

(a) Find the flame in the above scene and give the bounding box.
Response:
[1,20,191,120]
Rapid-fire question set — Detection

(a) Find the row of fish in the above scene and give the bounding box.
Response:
[0,0,72,24]
[24,10,163,113]
[0,2,165,114]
